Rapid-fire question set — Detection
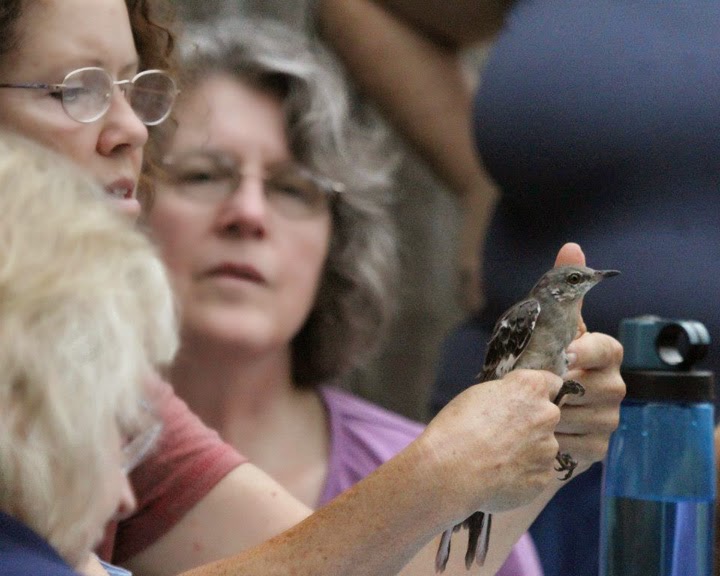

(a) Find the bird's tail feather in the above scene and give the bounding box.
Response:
[435,528,453,573]
[464,511,492,569]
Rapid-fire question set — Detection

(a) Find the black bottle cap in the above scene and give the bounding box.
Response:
[622,369,715,403]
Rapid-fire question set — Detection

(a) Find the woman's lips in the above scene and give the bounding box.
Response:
[105,180,141,220]
[105,178,136,200]
[206,263,266,284]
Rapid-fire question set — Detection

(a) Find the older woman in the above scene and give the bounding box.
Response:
[0,1,624,575]
[146,17,542,575]
[0,131,176,575]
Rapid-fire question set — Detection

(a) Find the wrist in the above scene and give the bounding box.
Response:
[378,435,460,535]
[411,425,493,526]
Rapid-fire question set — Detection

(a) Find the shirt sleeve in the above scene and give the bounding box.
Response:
[109,377,247,563]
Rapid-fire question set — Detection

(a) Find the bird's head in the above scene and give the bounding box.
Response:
[532,265,620,303]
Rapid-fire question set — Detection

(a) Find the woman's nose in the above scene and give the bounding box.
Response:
[215,174,269,238]
[96,88,149,156]
[113,473,138,522]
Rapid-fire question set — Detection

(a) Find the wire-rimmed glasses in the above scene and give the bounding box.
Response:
[158,150,345,219]
[0,67,178,125]
[121,421,163,474]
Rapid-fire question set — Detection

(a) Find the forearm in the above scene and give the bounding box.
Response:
[175,441,544,576]
[124,465,313,576]
[129,370,580,576]
[485,479,566,569]
[123,401,527,576]
[456,181,497,312]
[369,0,513,45]
[319,0,497,206]
[178,442,450,576]
[319,0,499,312]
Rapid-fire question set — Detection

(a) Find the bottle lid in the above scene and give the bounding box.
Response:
[622,369,715,402]
[620,316,710,371]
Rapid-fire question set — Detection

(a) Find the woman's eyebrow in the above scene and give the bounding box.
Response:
[119,60,141,76]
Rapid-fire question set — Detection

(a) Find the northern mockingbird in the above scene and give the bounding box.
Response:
[435,265,620,572]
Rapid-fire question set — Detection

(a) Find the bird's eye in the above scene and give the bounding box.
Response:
[567,272,583,285]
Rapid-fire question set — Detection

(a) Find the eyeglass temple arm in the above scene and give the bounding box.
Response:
[0,82,62,90]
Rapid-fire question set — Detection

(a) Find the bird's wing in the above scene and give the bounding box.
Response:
[480,298,541,381]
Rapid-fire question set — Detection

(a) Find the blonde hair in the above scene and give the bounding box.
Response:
[0,131,178,566]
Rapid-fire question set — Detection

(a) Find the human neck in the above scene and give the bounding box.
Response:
[169,334,298,432]
[168,334,330,507]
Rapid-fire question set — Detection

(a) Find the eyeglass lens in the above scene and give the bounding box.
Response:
[129,71,177,125]
[122,422,162,474]
[62,68,176,125]
[160,152,339,219]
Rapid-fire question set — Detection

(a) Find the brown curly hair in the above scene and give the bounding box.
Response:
[124,0,179,205]
[0,0,22,63]
[0,0,176,89]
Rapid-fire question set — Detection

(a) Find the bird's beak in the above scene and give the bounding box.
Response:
[596,269,621,279]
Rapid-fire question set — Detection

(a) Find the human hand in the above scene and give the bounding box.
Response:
[557,331,625,474]
[420,368,563,520]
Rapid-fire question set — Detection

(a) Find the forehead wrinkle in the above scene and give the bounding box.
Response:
[10,0,139,78]
[173,79,292,168]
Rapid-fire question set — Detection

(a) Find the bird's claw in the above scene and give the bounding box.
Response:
[553,379,585,405]
[552,381,583,480]
[555,452,577,481]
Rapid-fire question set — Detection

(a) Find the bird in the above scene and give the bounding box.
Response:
[435,264,620,573]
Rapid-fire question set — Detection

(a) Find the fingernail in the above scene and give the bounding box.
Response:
[566,352,578,369]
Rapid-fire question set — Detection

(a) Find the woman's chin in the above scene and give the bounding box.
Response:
[106,196,142,221]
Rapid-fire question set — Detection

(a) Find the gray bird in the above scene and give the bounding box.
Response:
[435,265,620,573]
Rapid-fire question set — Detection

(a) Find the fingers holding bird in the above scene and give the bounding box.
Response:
[555,332,626,471]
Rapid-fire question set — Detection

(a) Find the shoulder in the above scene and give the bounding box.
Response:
[0,556,80,576]
[322,386,425,447]
[112,376,247,563]
[324,388,422,465]
[0,514,80,576]
[319,386,425,505]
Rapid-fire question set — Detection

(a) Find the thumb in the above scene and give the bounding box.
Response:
[554,242,586,267]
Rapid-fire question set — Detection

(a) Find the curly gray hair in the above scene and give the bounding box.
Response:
[171,17,399,386]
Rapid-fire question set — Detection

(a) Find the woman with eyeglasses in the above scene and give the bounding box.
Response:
[142,17,547,576]
[0,131,177,576]
[0,1,625,576]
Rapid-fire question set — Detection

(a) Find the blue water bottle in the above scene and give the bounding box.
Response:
[600,316,715,576]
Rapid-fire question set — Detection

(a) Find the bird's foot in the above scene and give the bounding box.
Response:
[555,452,578,481]
[553,379,585,405]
